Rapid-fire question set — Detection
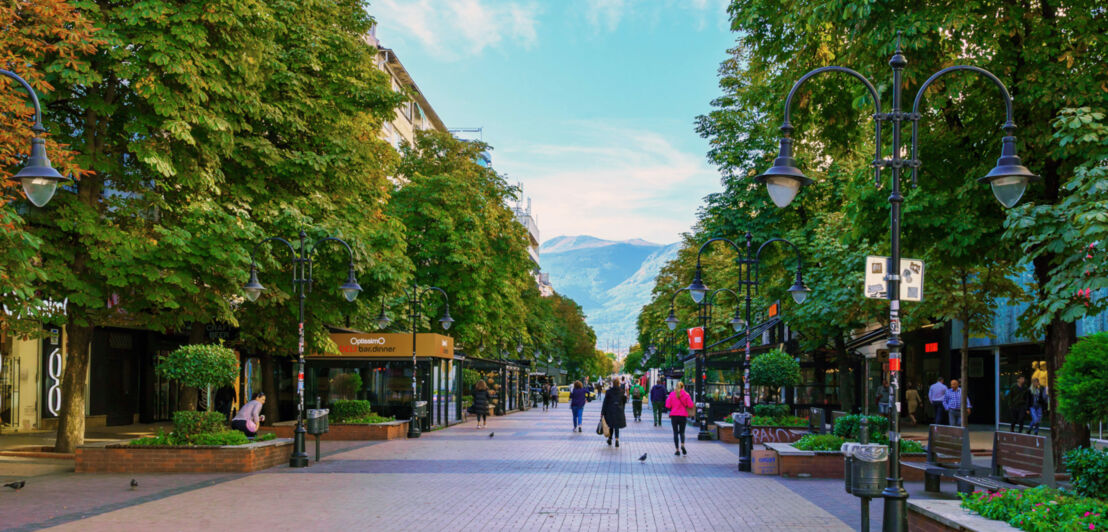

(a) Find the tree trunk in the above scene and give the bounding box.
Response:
[260,353,279,425]
[834,335,855,414]
[1046,318,1086,466]
[54,323,94,453]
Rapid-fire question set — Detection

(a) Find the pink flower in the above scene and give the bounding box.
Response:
[1090,524,1095,531]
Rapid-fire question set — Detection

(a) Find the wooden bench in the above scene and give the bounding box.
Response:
[902,425,975,493]
[954,431,1055,493]
[831,410,847,425]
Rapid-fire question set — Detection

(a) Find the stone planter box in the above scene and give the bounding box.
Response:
[259,420,408,441]
[908,499,1019,531]
[714,422,807,444]
[766,442,930,481]
[75,439,293,473]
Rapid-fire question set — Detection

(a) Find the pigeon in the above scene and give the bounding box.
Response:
[638,453,648,462]
[130,479,138,490]
[4,481,25,491]
[489,432,494,438]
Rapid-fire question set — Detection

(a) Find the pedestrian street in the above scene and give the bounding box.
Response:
[27,400,855,531]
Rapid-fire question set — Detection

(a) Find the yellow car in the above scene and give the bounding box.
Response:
[557,385,571,403]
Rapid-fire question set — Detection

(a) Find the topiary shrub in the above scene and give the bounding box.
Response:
[173,411,227,441]
[833,414,888,443]
[750,349,800,402]
[157,343,239,412]
[753,404,790,418]
[1057,332,1108,426]
[329,399,374,423]
[191,430,250,446]
[331,372,363,400]
[794,434,846,451]
[1064,447,1108,500]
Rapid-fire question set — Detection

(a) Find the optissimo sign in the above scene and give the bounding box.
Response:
[323,333,454,359]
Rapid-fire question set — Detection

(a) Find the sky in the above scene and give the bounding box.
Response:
[369,0,736,245]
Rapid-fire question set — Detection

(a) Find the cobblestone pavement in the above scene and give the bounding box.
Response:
[3,400,856,531]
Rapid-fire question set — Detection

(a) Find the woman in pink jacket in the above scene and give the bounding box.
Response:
[665,381,694,456]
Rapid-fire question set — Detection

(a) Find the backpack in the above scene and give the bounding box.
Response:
[632,385,644,399]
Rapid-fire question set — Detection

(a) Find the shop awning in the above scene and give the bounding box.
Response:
[844,327,889,353]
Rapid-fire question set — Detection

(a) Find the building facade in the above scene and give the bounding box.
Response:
[366,26,447,150]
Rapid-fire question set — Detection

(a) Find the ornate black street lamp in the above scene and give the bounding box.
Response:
[686,233,807,470]
[755,35,1035,531]
[2,70,68,207]
[374,286,452,438]
[244,230,361,468]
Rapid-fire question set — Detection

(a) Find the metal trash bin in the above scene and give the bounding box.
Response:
[306,408,329,435]
[841,442,859,494]
[413,400,428,426]
[850,443,889,497]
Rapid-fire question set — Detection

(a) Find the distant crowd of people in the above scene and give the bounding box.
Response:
[884,374,1046,433]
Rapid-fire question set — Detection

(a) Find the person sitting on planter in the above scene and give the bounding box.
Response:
[231,392,266,438]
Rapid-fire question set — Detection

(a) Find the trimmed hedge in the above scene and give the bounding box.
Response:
[173,411,227,440]
[329,399,374,423]
[753,404,790,418]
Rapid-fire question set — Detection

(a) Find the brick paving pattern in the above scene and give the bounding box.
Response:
[5,400,856,531]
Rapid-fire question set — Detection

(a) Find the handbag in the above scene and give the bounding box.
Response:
[596,419,604,435]
[246,419,258,433]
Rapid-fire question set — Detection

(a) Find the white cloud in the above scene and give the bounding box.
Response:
[371,0,540,59]
[496,122,720,245]
[579,0,729,33]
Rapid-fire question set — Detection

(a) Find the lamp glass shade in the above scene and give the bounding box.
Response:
[439,312,454,330]
[243,269,265,302]
[789,281,810,305]
[516,344,523,353]
[765,175,804,208]
[687,275,707,304]
[21,177,59,208]
[988,175,1029,209]
[374,310,391,330]
[730,314,746,333]
[664,311,679,331]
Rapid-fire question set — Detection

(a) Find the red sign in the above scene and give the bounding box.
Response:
[687,327,704,350]
[767,302,779,318]
[924,342,939,353]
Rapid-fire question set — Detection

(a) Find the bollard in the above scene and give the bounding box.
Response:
[735,412,753,472]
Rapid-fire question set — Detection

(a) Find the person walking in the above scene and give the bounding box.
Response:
[473,380,491,429]
[943,379,971,426]
[231,392,265,438]
[666,381,694,456]
[551,383,560,409]
[541,382,551,412]
[570,380,587,432]
[1027,377,1047,435]
[650,378,668,426]
[601,379,627,447]
[1007,375,1030,433]
[630,379,645,422]
[928,376,948,425]
[877,381,891,415]
[905,382,921,425]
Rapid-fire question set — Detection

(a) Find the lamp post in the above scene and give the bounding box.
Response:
[685,233,808,469]
[755,34,1035,531]
[244,230,361,468]
[2,70,68,207]
[376,286,452,438]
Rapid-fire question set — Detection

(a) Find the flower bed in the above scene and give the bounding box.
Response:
[768,441,929,480]
[75,438,293,473]
[714,422,807,444]
[259,420,409,441]
[960,486,1108,532]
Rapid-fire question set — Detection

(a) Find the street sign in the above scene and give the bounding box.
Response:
[864,256,925,302]
[687,327,704,350]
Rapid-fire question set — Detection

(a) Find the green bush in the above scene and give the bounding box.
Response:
[255,432,276,442]
[900,439,925,453]
[331,372,363,399]
[129,429,174,446]
[156,343,239,412]
[833,414,889,443]
[1057,332,1108,426]
[329,399,374,423]
[751,415,807,427]
[753,404,790,418]
[961,485,1108,532]
[750,349,801,388]
[794,434,846,451]
[1065,447,1108,500]
[339,413,395,424]
[173,411,227,440]
[191,430,250,446]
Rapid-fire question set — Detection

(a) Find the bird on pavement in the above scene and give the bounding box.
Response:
[638,453,648,462]
[489,432,494,438]
[130,479,138,490]
[4,481,25,491]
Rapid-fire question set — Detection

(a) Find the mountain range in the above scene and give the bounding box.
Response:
[539,235,679,354]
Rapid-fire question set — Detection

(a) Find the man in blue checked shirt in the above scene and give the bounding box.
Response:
[943,379,971,426]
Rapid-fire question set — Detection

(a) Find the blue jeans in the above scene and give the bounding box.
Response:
[1029,406,1042,434]
[572,406,584,428]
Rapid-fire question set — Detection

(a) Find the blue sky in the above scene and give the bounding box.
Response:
[369,0,736,245]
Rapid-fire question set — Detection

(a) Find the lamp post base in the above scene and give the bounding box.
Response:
[881,484,908,532]
[407,424,422,438]
[697,426,713,441]
[289,424,310,468]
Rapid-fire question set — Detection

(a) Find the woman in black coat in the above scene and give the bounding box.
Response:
[472,380,490,429]
[601,382,627,447]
